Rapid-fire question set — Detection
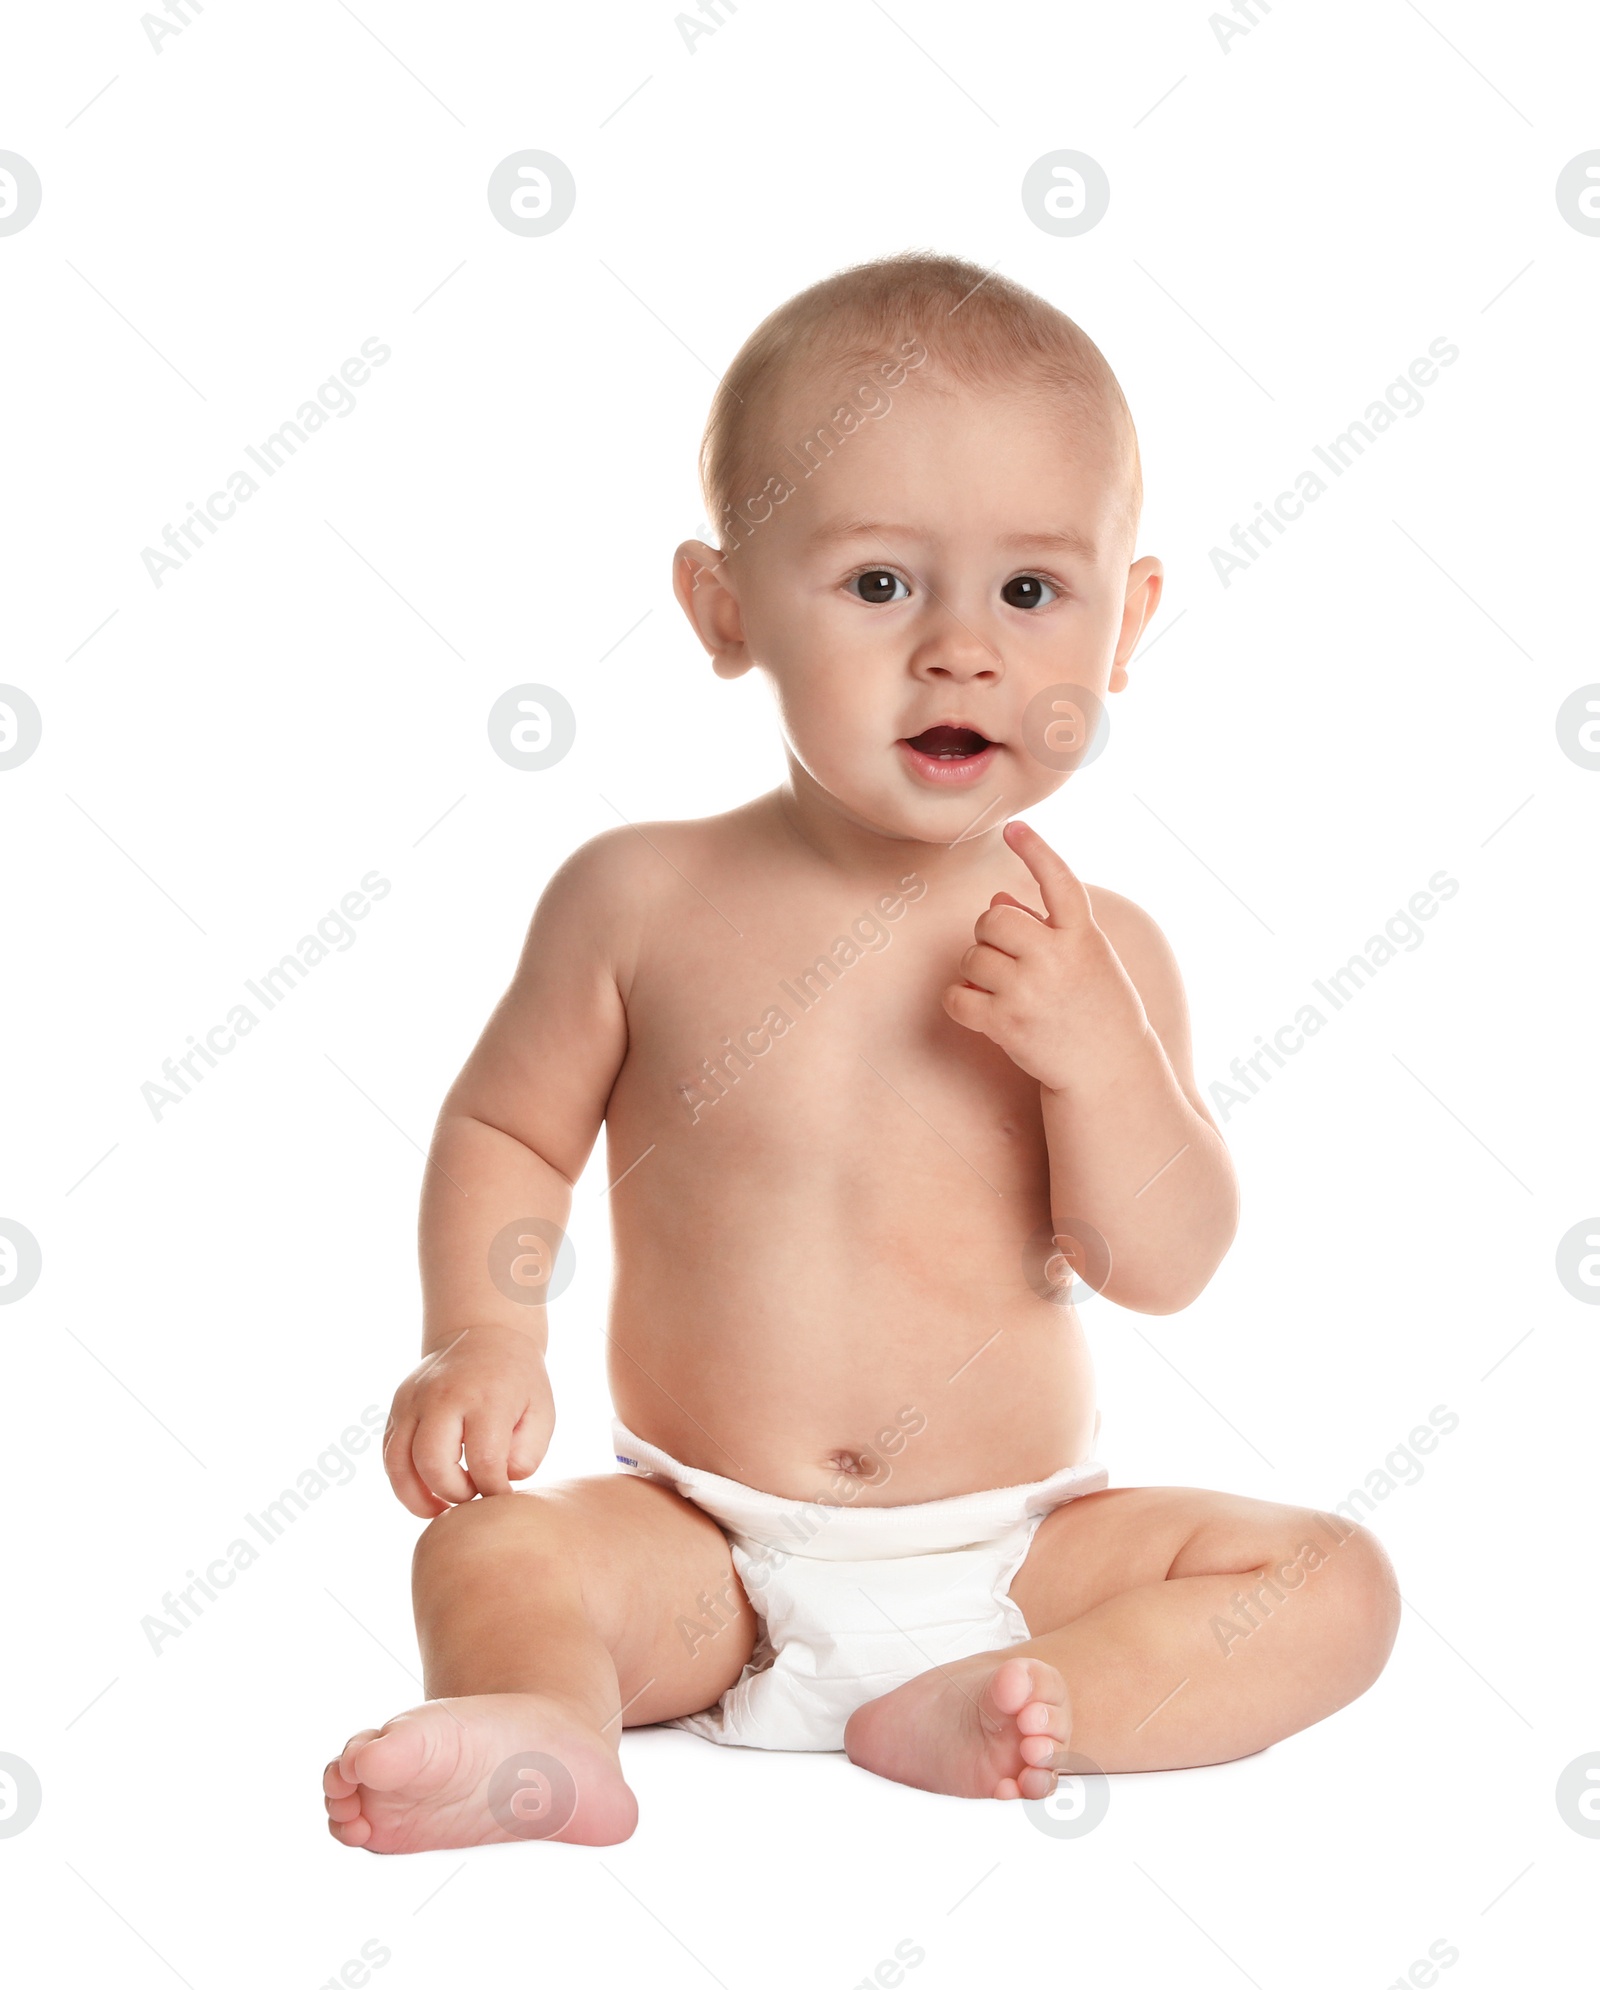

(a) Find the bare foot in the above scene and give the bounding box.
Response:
[323,1693,638,1851]
[843,1654,1071,1800]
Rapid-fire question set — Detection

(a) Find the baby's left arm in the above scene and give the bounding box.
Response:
[942,819,1238,1313]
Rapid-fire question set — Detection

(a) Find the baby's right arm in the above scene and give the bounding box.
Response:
[382,832,640,1516]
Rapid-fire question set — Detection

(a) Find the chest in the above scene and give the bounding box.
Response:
[620,880,1047,1149]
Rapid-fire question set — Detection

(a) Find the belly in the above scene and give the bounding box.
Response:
[601,1020,1099,1501]
[607,1277,1098,1503]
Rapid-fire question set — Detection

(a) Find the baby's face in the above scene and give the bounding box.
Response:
[677,375,1161,846]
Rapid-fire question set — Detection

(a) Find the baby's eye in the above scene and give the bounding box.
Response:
[1001,574,1058,610]
[850,569,911,605]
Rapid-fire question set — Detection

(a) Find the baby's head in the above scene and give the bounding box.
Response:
[674,250,1163,848]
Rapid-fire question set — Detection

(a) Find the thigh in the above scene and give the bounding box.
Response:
[1008,1484,1341,1635]
[415,1471,760,1724]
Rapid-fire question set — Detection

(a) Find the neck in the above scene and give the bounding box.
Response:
[770,753,1016,886]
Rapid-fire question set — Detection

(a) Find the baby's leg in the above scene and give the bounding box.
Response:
[323,1474,757,1850]
[844,1488,1399,1799]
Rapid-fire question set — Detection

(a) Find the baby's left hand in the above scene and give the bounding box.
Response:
[942,820,1151,1094]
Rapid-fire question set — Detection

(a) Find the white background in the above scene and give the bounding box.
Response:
[2,1,1597,1983]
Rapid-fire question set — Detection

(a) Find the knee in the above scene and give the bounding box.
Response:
[411,1491,567,1589]
[1305,1515,1401,1688]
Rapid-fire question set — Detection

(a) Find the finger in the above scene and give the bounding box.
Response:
[1003,819,1085,926]
[507,1408,544,1482]
[941,983,992,1032]
[412,1410,477,1506]
[990,889,1046,920]
[958,942,1014,993]
[383,1414,445,1518]
[462,1408,518,1497]
[382,1414,446,1519]
[974,903,1045,955]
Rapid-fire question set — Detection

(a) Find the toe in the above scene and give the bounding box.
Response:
[328,1813,373,1847]
[323,1757,360,1799]
[325,1793,363,1823]
[987,1658,1036,1717]
[1019,1733,1056,1768]
[1016,1764,1057,1801]
[994,1776,1021,1800]
[348,1716,432,1793]
[335,1729,383,1784]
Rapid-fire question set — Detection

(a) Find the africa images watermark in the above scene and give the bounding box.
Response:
[140,0,211,54]
[141,868,391,1120]
[1209,0,1278,55]
[675,873,928,1124]
[674,0,741,54]
[666,1404,931,1657]
[139,336,391,587]
[1207,868,1459,1123]
[140,1405,385,1654]
[1210,1404,1458,1657]
[1210,337,1459,587]
[696,336,930,581]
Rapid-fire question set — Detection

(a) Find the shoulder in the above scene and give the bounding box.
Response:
[542,806,752,909]
[1081,884,1177,980]
[528,806,758,980]
[540,821,666,905]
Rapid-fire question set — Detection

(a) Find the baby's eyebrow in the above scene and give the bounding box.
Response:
[994,527,1099,561]
[807,519,928,547]
[808,520,1099,562]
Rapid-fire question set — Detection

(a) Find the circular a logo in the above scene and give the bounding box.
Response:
[1555,1218,1600,1305]
[1024,1751,1110,1837]
[487,683,576,771]
[0,685,42,770]
[487,1217,576,1306]
[487,1751,577,1839]
[1020,683,1108,774]
[1555,153,1600,236]
[1555,684,1600,770]
[0,1220,43,1305]
[1021,151,1110,238]
[0,1754,42,1837]
[1555,1752,1600,1836]
[1023,1216,1111,1308]
[0,153,43,237]
[487,151,577,237]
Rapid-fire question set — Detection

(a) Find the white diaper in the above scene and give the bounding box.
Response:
[612,1416,1109,1753]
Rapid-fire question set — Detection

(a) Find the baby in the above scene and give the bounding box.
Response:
[323,250,1400,1851]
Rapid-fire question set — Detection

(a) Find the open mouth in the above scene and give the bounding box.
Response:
[903,724,991,760]
[896,723,998,785]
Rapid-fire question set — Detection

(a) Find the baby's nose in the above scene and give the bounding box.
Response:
[911,605,1004,681]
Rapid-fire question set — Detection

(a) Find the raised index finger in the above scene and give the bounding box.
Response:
[1002,819,1083,925]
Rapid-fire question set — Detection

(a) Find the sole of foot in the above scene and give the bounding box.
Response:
[323,1693,639,1852]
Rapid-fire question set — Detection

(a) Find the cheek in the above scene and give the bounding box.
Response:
[777,665,877,762]
[772,615,883,722]
[1035,592,1107,651]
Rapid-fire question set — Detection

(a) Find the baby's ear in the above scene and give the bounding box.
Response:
[672,538,751,678]
[1110,554,1163,694]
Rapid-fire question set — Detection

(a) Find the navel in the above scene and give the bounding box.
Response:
[825,1448,876,1478]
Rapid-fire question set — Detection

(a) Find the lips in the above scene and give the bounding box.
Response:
[896,722,999,786]
[903,724,991,758]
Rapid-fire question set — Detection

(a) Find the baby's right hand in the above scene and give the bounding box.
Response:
[382,1324,555,1517]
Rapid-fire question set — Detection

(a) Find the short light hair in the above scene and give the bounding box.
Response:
[699,249,1143,559]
